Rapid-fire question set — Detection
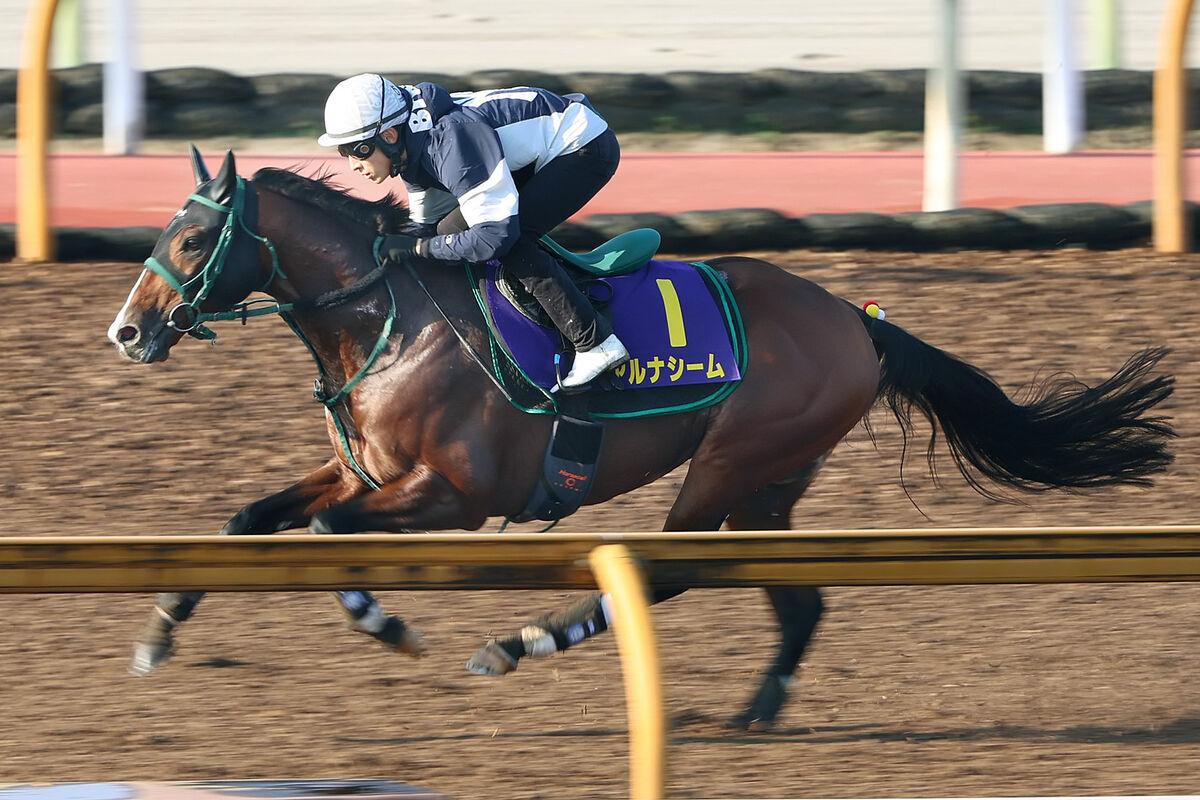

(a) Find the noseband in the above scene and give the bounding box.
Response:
[143,176,287,340]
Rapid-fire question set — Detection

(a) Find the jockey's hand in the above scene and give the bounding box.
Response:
[380,234,427,264]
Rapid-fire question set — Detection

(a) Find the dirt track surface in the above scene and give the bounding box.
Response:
[3,247,1200,799]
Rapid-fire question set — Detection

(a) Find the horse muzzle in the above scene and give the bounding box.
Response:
[107,312,180,363]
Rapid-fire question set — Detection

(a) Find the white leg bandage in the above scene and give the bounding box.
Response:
[349,602,387,634]
[599,593,614,628]
[520,625,558,658]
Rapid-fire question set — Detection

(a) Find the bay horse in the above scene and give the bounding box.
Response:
[108,149,1174,729]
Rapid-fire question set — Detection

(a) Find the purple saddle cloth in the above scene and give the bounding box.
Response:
[485,259,742,391]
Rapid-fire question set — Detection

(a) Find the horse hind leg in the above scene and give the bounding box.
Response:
[466,445,749,676]
[727,586,823,731]
[467,591,612,674]
[466,583,690,675]
[724,456,829,731]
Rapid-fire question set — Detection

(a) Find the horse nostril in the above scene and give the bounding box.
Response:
[116,325,139,344]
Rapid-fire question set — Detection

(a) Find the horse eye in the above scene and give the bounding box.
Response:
[182,236,202,252]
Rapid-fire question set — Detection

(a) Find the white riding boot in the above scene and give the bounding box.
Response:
[559,333,630,389]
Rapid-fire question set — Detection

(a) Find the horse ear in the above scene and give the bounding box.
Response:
[189,143,211,187]
[212,150,237,204]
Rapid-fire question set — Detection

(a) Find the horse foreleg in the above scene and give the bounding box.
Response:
[332,589,424,657]
[130,460,422,676]
[133,461,345,676]
[221,458,349,535]
[129,586,423,675]
[307,463,490,534]
[129,590,205,676]
[224,459,423,654]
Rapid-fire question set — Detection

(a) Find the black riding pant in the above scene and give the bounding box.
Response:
[437,128,620,350]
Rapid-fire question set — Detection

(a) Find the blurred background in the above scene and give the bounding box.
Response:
[1,0,1192,76]
[5,6,1200,800]
[7,1,1200,253]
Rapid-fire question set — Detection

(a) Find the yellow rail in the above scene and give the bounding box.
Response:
[6,526,1200,593]
[8,525,1200,800]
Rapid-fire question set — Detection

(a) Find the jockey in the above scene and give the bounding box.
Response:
[318,73,630,390]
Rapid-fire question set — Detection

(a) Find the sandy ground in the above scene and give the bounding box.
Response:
[2,246,1200,799]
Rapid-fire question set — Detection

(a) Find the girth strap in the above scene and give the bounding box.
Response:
[506,414,606,527]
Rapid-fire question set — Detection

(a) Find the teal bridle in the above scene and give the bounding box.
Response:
[143,172,400,490]
[142,175,288,341]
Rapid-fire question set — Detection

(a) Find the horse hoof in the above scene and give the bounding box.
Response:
[398,628,425,658]
[308,514,335,535]
[465,641,518,676]
[724,713,774,733]
[726,673,788,730]
[129,640,173,677]
[374,616,425,658]
[219,508,252,535]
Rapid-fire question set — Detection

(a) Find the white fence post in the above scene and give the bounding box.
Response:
[1045,0,1085,153]
[103,0,142,155]
[923,0,963,212]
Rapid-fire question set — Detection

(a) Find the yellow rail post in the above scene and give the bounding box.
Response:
[1152,0,1195,252]
[589,544,666,800]
[16,0,61,263]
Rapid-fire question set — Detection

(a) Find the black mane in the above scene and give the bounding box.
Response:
[251,167,411,234]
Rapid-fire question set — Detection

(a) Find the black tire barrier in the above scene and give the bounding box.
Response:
[3,202,1184,263]
[2,66,1198,139]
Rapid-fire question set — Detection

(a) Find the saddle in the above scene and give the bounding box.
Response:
[477,229,746,526]
[492,229,659,333]
[475,230,746,420]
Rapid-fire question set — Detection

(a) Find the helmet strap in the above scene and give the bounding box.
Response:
[380,84,413,177]
[378,134,408,177]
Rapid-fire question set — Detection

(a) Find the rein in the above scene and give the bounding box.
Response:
[282,237,399,492]
[401,259,559,411]
[143,177,548,491]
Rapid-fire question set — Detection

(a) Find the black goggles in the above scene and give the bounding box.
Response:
[338,138,378,159]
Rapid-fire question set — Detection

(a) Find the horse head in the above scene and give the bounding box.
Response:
[108,146,277,363]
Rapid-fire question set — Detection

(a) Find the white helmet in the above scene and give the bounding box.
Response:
[317,73,410,147]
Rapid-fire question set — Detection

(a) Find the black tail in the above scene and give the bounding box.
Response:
[860,312,1175,498]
